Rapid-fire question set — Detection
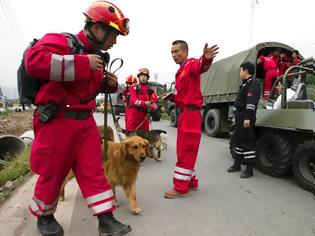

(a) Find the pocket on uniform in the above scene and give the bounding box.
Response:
[30,142,54,176]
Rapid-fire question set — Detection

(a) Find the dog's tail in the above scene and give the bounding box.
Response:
[114,117,128,134]
[153,129,167,134]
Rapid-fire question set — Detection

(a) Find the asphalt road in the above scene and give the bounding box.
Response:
[1,112,314,236]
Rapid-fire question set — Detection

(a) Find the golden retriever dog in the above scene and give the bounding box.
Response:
[106,135,148,215]
[59,125,114,202]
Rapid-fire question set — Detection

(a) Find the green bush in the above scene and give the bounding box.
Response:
[0,148,31,186]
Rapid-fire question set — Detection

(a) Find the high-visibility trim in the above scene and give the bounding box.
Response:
[175,166,193,175]
[246,104,256,110]
[191,170,196,177]
[91,200,114,214]
[64,55,75,81]
[30,199,56,216]
[244,155,255,159]
[235,150,243,154]
[235,147,243,151]
[50,54,63,81]
[33,196,58,210]
[174,173,191,181]
[243,151,255,155]
[86,190,113,205]
[66,37,73,48]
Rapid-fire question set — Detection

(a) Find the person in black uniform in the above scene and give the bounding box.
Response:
[227,61,260,178]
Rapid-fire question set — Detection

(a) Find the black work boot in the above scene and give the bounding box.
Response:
[97,212,132,236]
[37,214,64,236]
[240,161,254,178]
[227,158,241,173]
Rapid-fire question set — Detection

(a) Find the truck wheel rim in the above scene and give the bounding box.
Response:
[299,153,315,181]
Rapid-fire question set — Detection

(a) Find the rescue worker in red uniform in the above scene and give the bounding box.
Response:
[292,50,301,66]
[279,51,291,76]
[257,49,281,99]
[25,1,131,236]
[122,75,137,128]
[126,68,158,131]
[164,40,219,198]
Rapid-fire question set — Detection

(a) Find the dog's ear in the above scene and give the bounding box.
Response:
[120,141,128,158]
[144,140,150,156]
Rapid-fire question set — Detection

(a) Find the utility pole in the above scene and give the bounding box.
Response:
[154,73,158,83]
[249,0,259,48]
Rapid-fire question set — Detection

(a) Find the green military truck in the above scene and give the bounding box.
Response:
[111,81,167,121]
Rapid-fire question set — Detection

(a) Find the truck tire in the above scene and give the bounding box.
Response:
[151,111,161,121]
[256,133,293,177]
[204,109,220,137]
[170,109,177,127]
[293,141,315,193]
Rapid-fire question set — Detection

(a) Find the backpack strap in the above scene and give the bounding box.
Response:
[63,33,85,54]
[135,84,142,95]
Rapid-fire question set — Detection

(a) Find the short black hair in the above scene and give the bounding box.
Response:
[293,50,299,55]
[240,61,255,75]
[172,40,189,51]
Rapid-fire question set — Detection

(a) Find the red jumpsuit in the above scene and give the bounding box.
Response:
[126,84,157,131]
[25,31,116,217]
[122,86,132,130]
[173,56,213,193]
[258,54,279,98]
[279,55,291,76]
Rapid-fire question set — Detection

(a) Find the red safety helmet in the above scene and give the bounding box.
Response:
[83,1,130,36]
[126,75,137,85]
[137,68,150,79]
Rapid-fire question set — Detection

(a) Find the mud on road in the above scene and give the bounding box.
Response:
[0,110,33,137]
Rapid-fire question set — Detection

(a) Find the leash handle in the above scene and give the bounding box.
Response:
[103,58,124,153]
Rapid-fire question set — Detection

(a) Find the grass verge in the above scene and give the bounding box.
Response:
[0,148,32,207]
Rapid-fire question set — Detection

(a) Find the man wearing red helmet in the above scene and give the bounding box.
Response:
[122,75,137,127]
[126,68,158,131]
[25,1,131,235]
[164,40,219,199]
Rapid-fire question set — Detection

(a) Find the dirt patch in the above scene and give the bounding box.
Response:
[0,110,34,137]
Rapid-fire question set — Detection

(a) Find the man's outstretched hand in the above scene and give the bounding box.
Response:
[203,44,219,60]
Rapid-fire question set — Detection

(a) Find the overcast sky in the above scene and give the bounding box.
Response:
[0,0,314,98]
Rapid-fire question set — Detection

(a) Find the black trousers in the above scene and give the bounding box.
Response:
[234,111,256,160]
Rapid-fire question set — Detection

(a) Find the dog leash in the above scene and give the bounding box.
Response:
[103,57,124,161]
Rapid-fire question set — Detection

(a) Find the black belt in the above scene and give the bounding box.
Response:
[63,110,91,120]
[176,105,201,114]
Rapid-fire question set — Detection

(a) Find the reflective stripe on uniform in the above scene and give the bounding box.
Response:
[86,189,113,205]
[246,104,256,110]
[33,196,58,210]
[91,200,114,214]
[30,198,57,216]
[174,173,191,181]
[244,155,255,159]
[243,151,255,155]
[66,37,73,48]
[50,54,63,81]
[175,166,193,175]
[64,55,75,81]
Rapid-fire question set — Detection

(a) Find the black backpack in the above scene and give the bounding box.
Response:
[17,33,85,105]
